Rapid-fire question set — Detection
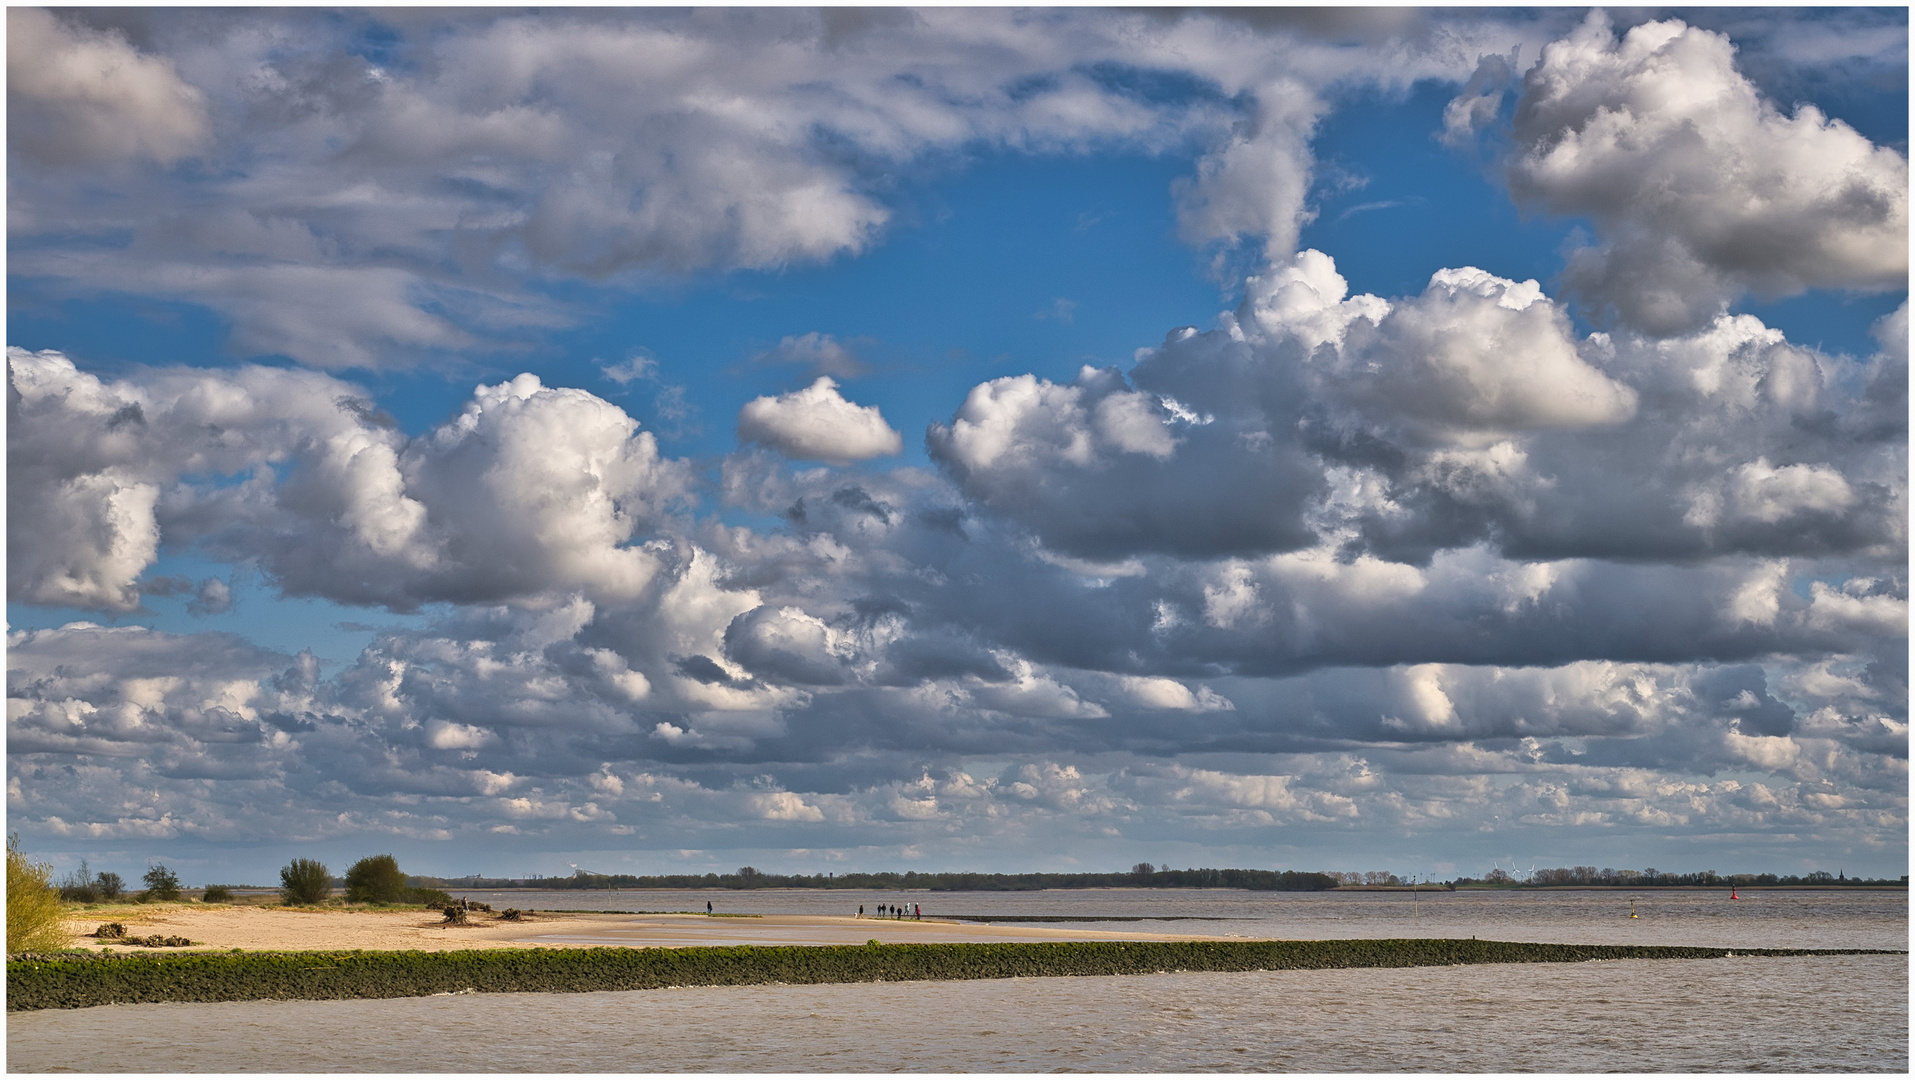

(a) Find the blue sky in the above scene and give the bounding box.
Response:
[8,7,1907,885]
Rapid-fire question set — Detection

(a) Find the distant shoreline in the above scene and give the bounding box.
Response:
[45,904,1235,957]
[414,883,1912,894]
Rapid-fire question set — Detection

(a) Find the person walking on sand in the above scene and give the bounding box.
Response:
[858,905,864,918]
[706,901,713,915]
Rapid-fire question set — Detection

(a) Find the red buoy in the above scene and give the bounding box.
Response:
[1730,886,1739,900]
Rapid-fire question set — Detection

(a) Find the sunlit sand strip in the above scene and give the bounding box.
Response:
[61,906,1233,954]
[518,913,1232,949]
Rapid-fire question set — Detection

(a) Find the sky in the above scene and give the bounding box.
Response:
[6,7,1908,887]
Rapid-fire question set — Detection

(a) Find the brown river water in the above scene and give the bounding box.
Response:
[8,888,1905,1072]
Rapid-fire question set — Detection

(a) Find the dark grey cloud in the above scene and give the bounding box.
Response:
[6,9,209,168]
[927,359,1323,560]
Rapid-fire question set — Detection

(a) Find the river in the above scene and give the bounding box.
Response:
[8,887,1905,1072]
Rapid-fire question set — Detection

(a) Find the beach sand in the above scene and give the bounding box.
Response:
[62,904,1232,953]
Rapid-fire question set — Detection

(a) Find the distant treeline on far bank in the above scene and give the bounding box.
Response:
[1463,866,1907,888]
[418,867,1341,892]
[406,864,1907,893]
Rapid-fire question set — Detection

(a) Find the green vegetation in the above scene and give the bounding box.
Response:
[279,859,332,905]
[140,864,183,902]
[425,866,1340,892]
[412,888,454,909]
[7,834,70,955]
[58,861,127,903]
[200,885,235,904]
[336,854,455,908]
[7,938,1900,1012]
[344,855,408,903]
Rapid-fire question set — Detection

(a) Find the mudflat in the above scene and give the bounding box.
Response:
[62,905,1231,953]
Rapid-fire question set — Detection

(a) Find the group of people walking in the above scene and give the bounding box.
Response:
[856,902,920,920]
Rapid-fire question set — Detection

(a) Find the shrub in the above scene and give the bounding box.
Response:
[344,854,409,904]
[58,860,99,904]
[280,859,332,905]
[95,872,124,901]
[200,885,234,904]
[413,888,453,909]
[7,833,70,954]
[141,865,183,902]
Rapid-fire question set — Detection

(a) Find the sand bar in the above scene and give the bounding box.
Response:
[62,904,1233,953]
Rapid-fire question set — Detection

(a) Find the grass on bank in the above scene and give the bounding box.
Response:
[8,938,1902,1012]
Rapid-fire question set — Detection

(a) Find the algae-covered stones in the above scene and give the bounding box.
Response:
[115,934,194,947]
[91,923,127,940]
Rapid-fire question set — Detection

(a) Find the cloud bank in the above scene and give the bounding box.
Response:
[7,8,1904,880]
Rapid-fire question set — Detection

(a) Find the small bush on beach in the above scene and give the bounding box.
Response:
[140,865,182,902]
[344,854,450,907]
[344,855,409,904]
[200,885,234,904]
[7,833,70,954]
[56,863,126,904]
[279,859,332,905]
[58,860,100,903]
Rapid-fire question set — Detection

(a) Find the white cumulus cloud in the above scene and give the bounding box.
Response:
[737,377,903,464]
[1499,14,1908,334]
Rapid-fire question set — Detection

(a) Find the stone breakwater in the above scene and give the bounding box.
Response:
[9,938,1903,1012]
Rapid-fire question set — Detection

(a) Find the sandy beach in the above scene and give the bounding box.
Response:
[62,904,1231,953]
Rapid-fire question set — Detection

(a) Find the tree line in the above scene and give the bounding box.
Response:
[1462,866,1907,887]
[420,862,1907,891]
[416,865,1342,892]
[42,850,455,909]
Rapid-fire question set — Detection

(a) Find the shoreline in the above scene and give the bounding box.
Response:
[11,938,1902,1013]
[53,903,1233,955]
